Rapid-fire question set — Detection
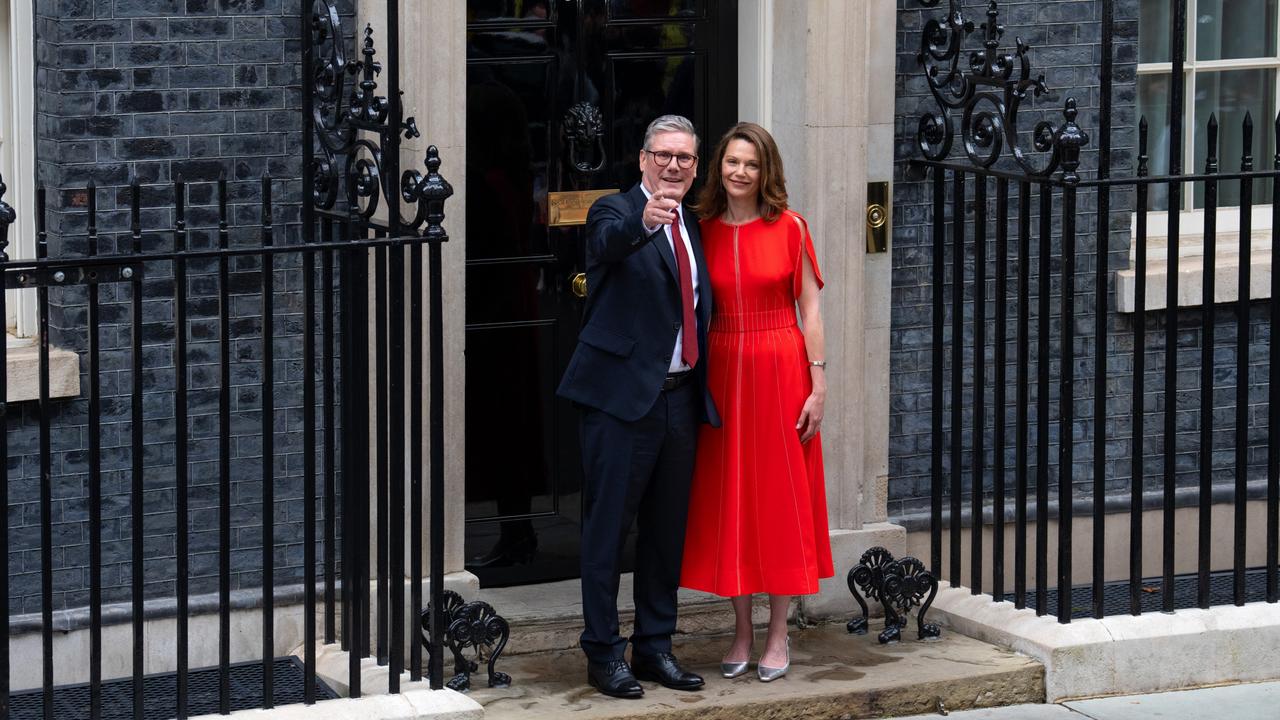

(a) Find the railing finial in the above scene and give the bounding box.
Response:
[1055,97,1089,183]
[421,146,453,241]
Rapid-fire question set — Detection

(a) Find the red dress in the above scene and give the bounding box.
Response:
[680,210,834,597]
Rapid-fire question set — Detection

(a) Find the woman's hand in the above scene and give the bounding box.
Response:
[796,390,825,443]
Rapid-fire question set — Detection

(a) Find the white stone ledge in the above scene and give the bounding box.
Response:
[931,585,1280,701]
[1118,206,1277,313]
[1116,252,1273,313]
[5,336,79,402]
[188,688,482,720]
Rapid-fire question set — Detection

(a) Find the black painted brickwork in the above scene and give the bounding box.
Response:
[891,0,1277,523]
[8,0,355,617]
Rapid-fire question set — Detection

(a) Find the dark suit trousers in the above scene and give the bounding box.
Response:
[578,382,698,663]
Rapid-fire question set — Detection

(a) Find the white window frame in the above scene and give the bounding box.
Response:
[1137,0,1280,208]
[1,0,36,339]
[1124,0,1280,312]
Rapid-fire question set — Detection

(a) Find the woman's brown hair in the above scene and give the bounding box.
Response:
[692,122,789,222]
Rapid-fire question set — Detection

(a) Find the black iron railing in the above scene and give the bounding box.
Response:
[913,0,1280,622]
[0,2,460,719]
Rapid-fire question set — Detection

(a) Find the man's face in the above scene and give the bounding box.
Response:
[639,131,698,202]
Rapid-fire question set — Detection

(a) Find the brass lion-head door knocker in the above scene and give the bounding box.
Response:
[562,101,606,177]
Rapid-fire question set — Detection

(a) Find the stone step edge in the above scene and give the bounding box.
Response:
[554,664,1046,720]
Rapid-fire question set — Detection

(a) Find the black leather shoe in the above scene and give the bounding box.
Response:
[632,652,705,691]
[587,659,644,699]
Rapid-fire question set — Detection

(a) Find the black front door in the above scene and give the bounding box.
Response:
[464,0,737,587]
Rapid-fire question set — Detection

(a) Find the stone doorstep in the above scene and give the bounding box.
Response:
[928,586,1280,702]
[478,525,909,657]
[475,573,789,656]
[469,620,1045,720]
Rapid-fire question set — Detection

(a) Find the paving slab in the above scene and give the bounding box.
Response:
[470,621,1043,720]
[895,680,1280,720]
[897,705,1079,720]
[1064,680,1280,719]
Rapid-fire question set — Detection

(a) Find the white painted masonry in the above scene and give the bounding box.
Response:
[931,586,1280,701]
[188,687,481,720]
[748,0,906,619]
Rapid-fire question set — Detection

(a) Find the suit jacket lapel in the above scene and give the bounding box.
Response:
[685,210,713,323]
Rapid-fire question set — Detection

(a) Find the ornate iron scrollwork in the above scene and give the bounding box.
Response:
[421,590,512,692]
[563,101,606,176]
[847,547,941,644]
[915,0,1088,176]
[308,2,453,231]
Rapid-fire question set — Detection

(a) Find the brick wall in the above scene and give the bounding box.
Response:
[890,0,1277,523]
[6,0,354,617]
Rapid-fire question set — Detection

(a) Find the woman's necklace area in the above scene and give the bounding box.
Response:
[722,206,761,226]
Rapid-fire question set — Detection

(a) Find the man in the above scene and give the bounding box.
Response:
[556,115,720,699]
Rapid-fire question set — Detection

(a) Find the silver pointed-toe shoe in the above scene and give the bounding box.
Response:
[756,638,790,682]
[720,660,750,679]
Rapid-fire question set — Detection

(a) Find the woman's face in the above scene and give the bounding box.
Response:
[721,138,761,204]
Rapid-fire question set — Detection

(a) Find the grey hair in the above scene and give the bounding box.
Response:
[642,114,699,151]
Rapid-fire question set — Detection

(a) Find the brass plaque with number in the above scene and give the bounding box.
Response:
[548,189,617,227]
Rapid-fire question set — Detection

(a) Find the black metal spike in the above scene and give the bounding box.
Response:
[175,175,186,232]
[36,185,47,261]
[1207,113,1219,173]
[1244,111,1255,166]
[130,176,142,253]
[1138,116,1149,176]
[86,179,97,257]
[262,172,273,225]
[1274,110,1280,163]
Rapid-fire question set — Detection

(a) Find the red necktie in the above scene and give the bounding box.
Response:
[671,213,699,368]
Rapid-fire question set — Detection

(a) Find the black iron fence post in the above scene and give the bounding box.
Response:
[1056,100,1088,624]
[421,148,454,690]
[0,174,11,720]
[1163,0,1189,616]
[1235,116,1255,608]
[1200,115,1220,610]
[1131,119,1149,616]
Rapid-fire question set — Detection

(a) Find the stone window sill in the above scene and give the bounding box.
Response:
[1117,206,1274,313]
[5,333,80,402]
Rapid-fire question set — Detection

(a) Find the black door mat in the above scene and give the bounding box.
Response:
[1002,566,1273,619]
[10,656,339,720]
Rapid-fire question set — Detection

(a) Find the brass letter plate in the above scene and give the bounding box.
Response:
[548,189,617,227]
[866,181,890,254]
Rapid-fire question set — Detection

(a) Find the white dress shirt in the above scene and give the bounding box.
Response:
[640,182,700,374]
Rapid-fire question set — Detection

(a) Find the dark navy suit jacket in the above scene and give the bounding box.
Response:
[556,184,720,427]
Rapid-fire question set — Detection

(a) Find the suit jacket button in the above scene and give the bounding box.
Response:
[673,322,681,331]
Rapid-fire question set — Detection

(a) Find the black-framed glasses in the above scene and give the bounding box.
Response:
[643,149,698,169]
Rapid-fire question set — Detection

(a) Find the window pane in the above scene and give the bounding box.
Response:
[1139,0,1172,63]
[1193,69,1277,206]
[467,1,554,23]
[1196,0,1277,61]
[1137,72,1173,210]
[606,0,702,19]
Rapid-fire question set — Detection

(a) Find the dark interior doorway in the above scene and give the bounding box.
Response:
[463,0,738,586]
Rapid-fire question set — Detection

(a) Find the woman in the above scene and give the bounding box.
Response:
[681,122,833,682]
